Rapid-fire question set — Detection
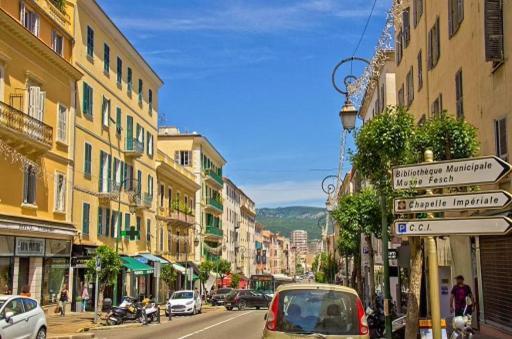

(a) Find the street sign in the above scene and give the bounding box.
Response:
[393,190,512,213]
[394,217,512,236]
[388,249,398,260]
[392,156,511,190]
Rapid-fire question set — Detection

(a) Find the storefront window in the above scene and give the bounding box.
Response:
[0,258,13,294]
[41,258,70,305]
[46,239,71,257]
[0,236,14,256]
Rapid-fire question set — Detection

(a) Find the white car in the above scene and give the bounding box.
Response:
[166,290,202,315]
[0,295,47,339]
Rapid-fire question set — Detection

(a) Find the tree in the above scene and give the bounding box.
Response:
[198,260,213,293]
[230,273,241,288]
[295,263,304,276]
[160,264,177,297]
[213,259,231,286]
[86,245,122,311]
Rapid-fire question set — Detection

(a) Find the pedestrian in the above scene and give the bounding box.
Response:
[59,286,69,316]
[450,275,475,316]
[81,283,89,312]
[20,285,31,297]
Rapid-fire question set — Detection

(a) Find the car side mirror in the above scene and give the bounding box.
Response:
[4,311,14,323]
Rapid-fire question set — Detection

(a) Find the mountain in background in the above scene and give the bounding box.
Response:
[256,206,326,240]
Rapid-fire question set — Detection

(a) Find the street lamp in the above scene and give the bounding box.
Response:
[339,99,358,131]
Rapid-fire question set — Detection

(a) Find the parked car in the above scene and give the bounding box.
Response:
[225,289,271,311]
[166,290,202,316]
[0,295,47,339]
[262,283,369,339]
[211,288,233,306]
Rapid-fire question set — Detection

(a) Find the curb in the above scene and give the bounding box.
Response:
[49,334,96,339]
[81,322,144,332]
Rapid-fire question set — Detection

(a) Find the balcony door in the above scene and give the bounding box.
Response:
[126,116,133,149]
[27,86,45,140]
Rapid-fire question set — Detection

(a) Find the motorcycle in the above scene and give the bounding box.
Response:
[450,305,474,339]
[366,305,385,338]
[143,300,160,323]
[106,296,148,326]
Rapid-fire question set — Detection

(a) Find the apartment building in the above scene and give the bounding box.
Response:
[71,0,163,303]
[394,0,511,331]
[222,177,240,271]
[261,229,273,274]
[239,189,256,277]
[0,0,82,305]
[291,230,308,256]
[254,223,264,274]
[158,127,226,264]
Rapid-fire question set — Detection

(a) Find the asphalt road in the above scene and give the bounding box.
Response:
[94,308,267,339]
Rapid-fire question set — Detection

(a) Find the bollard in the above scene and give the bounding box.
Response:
[168,304,172,321]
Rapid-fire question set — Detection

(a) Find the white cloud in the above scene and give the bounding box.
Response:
[240,180,327,207]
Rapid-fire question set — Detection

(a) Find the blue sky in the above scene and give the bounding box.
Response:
[98,0,391,207]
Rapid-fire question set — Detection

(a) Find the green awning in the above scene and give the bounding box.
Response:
[122,257,154,276]
[137,253,170,264]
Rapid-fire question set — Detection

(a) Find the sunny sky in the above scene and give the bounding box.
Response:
[98,0,392,208]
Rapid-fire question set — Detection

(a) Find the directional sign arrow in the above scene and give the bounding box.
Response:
[392,156,512,190]
[393,190,512,213]
[393,217,512,236]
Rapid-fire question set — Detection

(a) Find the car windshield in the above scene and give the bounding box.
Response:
[172,292,193,299]
[276,289,359,336]
[217,288,231,294]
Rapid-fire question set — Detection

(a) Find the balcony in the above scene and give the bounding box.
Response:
[97,179,121,204]
[205,198,223,214]
[0,101,53,153]
[143,193,153,208]
[124,138,144,158]
[204,225,223,241]
[204,169,223,188]
[157,207,194,227]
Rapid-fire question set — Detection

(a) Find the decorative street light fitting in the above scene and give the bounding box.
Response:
[339,99,358,131]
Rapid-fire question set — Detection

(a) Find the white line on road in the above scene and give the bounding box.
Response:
[176,311,255,339]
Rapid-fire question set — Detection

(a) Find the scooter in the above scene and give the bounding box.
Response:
[366,305,385,338]
[450,305,474,339]
[144,300,160,323]
[106,296,147,325]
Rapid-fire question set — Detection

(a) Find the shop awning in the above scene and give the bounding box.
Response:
[172,263,186,273]
[136,253,170,265]
[122,257,154,275]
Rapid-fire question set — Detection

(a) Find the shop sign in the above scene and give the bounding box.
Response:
[0,222,75,237]
[71,257,90,268]
[16,237,45,256]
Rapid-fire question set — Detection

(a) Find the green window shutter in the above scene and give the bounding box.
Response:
[97,207,103,236]
[126,116,133,148]
[146,219,151,241]
[82,203,90,235]
[116,107,122,135]
[105,208,111,237]
[107,154,112,192]
[83,83,88,115]
[117,211,122,238]
[137,170,142,194]
[136,216,141,240]
[125,213,130,231]
[123,162,128,189]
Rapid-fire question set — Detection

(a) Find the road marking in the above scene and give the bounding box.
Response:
[176,311,255,339]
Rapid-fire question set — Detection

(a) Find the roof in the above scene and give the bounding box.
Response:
[276,283,359,296]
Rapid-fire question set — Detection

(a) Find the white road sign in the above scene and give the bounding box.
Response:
[394,217,512,236]
[392,156,511,190]
[393,190,512,213]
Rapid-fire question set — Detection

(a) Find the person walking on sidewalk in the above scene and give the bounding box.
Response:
[450,275,475,316]
[81,283,89,312]
[59,286,69,316]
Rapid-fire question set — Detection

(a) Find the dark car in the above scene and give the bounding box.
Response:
[225,289,271,311]
[211,288,233,306]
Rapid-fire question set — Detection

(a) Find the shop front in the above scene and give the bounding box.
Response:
[135,253,170,301]
[70,245,97,311]
[121,256,154,299]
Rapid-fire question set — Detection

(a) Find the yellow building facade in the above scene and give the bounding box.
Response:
[158,127,226,264]
[394,0,512,331]
[0,0,82,304]
[71,0,163,303]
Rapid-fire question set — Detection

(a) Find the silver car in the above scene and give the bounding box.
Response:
[0,295,47,339]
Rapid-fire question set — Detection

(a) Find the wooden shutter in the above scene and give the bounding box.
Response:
[83,203,90,235]
[484,0,504,62]
[105,209,110,237]
[98,207,103,236]
[107,154,112,192]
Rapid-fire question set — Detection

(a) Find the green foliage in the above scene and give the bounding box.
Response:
[160,264,177,289]
[413,113,479,161]
[353,106,417,193]
[86,245,122,289]
[312,253,338,284]
[315,271,326,283]
[230,273,241,288]
[198,260,213,283]
[295,263,304,276]
[213,259,231,278]
[256,206,325,239]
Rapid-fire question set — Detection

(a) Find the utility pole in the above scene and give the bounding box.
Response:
[94,256,101,324]
[380,193,392,338]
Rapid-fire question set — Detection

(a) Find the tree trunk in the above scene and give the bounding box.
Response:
[98,284,105,315]
[350,256,357,288]
[405,237,423,339]
[365,234,376,307]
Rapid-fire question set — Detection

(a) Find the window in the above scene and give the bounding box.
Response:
[175,151,192,166]
[495,118,507,161]
[84,143,92,177]
[484,0,504,63]
[147,132,153,156]
[2,299,24,317]
[82,82,93,118]
[148,89,153,113]
[102,96,110,128]
[52,30,63,56]
[146,219,151,241]
[147,175,153,196]
[127,67,133,93]
[125,213,131,231]
[428,17,441,70]
[413,0,423,27]
[111,212,120,238]
[22,298,37,312]
[97,207,110,237]
[116,107,122,135]
[160,227,163,252]
[137,170,142,194]
[136,124,145,148]
[406,66,414,106]
[397,84,405,107]
[138,79,143,104]
[431,94,443,116]
[57,104,67,143]
[20,2,39,36]
[82,202,90,235]
[402,7,411,48]
[99,151,111,193]
[417,50,423,90]
[168,188,172,210]
[23,165,36,205]
[455,69,464,119]
[113,158,121,189]
[86,26,94,58]
[103,43,110,74]
[28,86,45,121]
[396,30,403,65]
[449,0,464,37]
[54,172,65,212]
[159,184,164,207]
[116,57,122,85]
[136,216,141,240]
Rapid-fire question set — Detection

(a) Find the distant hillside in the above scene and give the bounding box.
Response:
[256,206,326,240]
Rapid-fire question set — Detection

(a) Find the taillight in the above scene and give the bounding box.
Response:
[265,292,279,331]
[356,298,369,335]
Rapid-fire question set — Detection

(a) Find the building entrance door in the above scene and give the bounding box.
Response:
[18,257,30,294]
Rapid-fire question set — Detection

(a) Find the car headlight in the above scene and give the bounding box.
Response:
[186,300,194,305]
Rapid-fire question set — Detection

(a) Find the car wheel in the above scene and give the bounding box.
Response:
[192,307,197,315]
[226,306,233,311]
[238,301,246,311]
[256,306,260,310]
[36,327,46,339]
